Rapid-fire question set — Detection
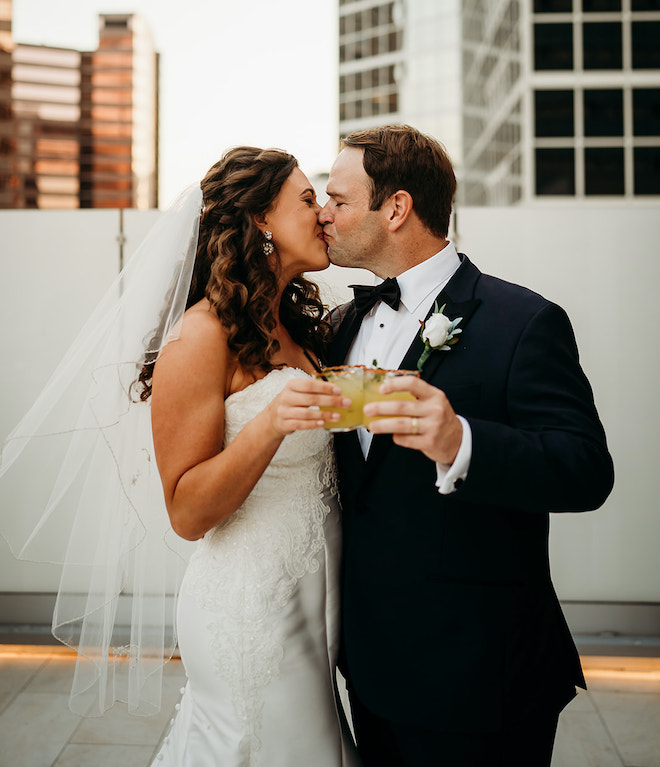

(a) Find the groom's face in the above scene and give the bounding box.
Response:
[319,148,388,273]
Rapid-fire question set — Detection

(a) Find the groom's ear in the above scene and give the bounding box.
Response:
[385,190,413,232]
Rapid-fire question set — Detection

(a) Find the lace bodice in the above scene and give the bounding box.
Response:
[222,367,335,500]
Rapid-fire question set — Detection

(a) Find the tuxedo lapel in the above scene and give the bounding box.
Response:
[398,254,482,382]
[327,302,361,366]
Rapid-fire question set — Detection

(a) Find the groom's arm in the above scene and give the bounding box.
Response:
[458,301,613,513]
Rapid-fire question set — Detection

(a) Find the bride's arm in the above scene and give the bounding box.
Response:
[151,307,342,541]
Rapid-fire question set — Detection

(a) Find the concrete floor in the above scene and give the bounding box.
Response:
[0,646,658,767]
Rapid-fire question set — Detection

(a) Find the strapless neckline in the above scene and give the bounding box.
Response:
[225,367,311,406]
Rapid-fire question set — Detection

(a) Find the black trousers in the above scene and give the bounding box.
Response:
[350,690,560,767]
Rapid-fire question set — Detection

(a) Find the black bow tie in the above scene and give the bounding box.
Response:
[349,277,401,316]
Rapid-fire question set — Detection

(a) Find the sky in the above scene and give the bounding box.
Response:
[12,0,339,206]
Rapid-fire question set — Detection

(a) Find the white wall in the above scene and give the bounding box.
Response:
[1,206,658,614]
[0,210,156,594]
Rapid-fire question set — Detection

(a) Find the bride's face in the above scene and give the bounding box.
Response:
[261,168,329,281]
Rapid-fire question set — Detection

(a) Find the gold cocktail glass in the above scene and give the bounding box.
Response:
[314,365,364,432]
[363,368,419,427]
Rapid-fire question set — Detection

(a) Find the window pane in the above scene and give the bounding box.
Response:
[536,148,575,194]
[632,22,660,69]
[634,147,660,194]
[583,0,621,9]
[585,148,624,194]
[535,90,574,137]
[534,0,571,10]
[583,23,622,70]
[584,89,623,136]
[534,23,573,70]
[633,89,660,136]
[632,1,660,9]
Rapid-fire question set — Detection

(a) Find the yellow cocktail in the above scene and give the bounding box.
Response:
[315,365,365,432]
[363,368,419,427]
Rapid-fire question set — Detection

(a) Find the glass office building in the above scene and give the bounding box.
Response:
[338,0,660,204]
[0,2,159,209]
[531,0,660,200]
[10,44,82,209]
[81,14,159,209]
[339,2,405,126]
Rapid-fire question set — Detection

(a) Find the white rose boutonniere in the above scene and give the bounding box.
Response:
[417,302,463,372]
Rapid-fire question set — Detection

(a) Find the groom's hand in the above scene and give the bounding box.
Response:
[364,376,463,465]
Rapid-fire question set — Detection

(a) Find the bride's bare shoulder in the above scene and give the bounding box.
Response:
[156,299,230,376]
[182,299,226,335]
[167,300,228,350]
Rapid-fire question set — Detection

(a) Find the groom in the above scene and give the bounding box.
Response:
[320,125,614,767]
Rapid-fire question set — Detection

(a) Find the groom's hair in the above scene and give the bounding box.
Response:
[341,124,456,238]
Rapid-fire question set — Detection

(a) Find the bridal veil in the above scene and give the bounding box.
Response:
[0,184,202,715]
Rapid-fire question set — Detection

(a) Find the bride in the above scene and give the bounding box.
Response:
[147,147,358,766]
[0,146,360,766]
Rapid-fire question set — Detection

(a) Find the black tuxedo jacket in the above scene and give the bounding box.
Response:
[328,254,614,733]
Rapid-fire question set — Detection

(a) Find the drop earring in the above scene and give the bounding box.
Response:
[262,230,274,256]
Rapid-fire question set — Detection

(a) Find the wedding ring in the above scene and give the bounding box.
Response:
[411,417,420,435]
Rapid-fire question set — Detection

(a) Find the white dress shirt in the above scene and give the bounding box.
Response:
[346,242,471,494]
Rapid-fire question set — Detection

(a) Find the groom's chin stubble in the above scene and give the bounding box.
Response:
[327,250,353,269]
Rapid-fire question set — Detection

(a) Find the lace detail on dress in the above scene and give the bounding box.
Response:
[207,620,284,755]
[183,368,338,759]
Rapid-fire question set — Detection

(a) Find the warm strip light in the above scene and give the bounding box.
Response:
[0,644,183,661]
[581,655,660,673]
[585,668,660,682]
[0,646,655,681]
[0,644,76,660]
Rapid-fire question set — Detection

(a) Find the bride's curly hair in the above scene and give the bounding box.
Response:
[137,146,332,400]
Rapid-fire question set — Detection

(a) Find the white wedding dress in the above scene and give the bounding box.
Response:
[152,368,360,767]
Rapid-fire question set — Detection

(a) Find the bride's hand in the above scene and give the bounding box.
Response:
[267,378,349,437]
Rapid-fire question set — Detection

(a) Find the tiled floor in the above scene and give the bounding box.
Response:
[0,647,658,767]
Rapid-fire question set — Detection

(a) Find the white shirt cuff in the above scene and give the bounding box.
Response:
[435,415,472,495]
